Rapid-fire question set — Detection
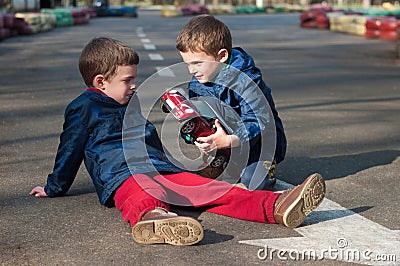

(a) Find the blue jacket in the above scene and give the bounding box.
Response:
[187,47,287,165]
[44,89,183,207]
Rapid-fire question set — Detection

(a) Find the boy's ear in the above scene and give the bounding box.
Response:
[93,74,106,89]
[217,49,229,63]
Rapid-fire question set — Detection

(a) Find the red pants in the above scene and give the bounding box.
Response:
[113,172,279,226]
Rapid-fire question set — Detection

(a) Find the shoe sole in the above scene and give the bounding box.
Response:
[282,173,325,228]
[132,216,204,246]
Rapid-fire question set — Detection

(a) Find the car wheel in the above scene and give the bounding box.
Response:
[210,153,227,168]
[180,119,197,134]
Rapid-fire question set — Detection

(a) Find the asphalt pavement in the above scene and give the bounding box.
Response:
[0,10,399,265]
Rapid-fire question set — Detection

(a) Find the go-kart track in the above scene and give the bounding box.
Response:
[0,10,399,265]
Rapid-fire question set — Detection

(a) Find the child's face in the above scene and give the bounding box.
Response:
[180,50,228,84]
[102,65,137,105]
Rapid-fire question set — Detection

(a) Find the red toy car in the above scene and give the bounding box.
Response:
[160,89,231,168]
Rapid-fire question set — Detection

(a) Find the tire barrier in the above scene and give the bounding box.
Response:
[207,4,236,15]
[95,6,137,17]
[300,4,335,29]
[235,5,266,14]
[0,14,11,40]
[0,13,33,40]
[366,17,400,41]
[0,7,96,41]
[161,5,209,17]
[300,10,330,29]
[71,8,90,25]
[347,4,400,18]
[15,13,56,34]
[396,27,400,58]
[177,4,209,16]
[329,14,367,36]
[160,6,183,18]
[299,4,400,42]
[235,5,302,14]
[41,9,72,27]
[161,4,308,17]
[267,4,305,14]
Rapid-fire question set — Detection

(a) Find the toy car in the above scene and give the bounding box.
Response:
[160,89,231,168]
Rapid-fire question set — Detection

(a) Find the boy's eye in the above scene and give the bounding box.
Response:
[187,61,203,66]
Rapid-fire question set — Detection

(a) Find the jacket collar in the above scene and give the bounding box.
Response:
[85,88,125,107]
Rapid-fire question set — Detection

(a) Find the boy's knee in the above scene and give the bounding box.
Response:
[240,160,277,190]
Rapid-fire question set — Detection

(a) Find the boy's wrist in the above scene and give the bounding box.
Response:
[229,135,240,148]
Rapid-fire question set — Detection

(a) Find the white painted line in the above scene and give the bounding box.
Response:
[148,53,164,61]
[144,44,156,50]
[136,27,146,38]
[141,38,151,43]
[155,67,175,77]
[239,180,400,265]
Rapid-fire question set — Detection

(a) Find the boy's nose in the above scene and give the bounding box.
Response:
[187,65,196,75]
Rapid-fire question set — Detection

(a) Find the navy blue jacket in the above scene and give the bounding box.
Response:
[44,89,183,207]
[187,47,287,165]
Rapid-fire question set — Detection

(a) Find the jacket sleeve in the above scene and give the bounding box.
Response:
[244,70,287,163]
[44,102,88,197]
[231,71,273,144]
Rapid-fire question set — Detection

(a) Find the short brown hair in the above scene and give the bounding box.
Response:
[176,15,232,58]
[79,37,139,87]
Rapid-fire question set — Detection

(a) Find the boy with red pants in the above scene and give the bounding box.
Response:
[30,37,325,246]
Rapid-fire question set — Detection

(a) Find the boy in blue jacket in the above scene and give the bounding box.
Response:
[30,37,325,246]
[176,15,287,190]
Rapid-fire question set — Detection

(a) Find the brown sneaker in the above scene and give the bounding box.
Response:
[274,173,325,228]
[132,208,204,246]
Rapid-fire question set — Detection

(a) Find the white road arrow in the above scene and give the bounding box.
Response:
[240,180,400,265]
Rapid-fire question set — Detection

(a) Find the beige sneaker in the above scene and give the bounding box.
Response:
[132,208,204,246]
[274,173,325,228]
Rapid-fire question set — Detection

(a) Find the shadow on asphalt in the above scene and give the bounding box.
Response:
[198,229,234,245]
[279,96,400,111]
[169,206,235,244]
[278,149,400,184]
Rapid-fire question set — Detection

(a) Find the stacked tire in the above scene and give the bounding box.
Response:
[366,17,400,41]
[235,5,264,14]
[41,8,74,27]
[160,6,183,18]
[397,26,400,58]
[300,9,330,29]
[178,4,209,16]
[207,5,236,15]
[15,13,56,34]
[70,8,90,25]
[1,13,34,41]
[81,7,97,19]
[0,14,11,40]
[329,14,367,36]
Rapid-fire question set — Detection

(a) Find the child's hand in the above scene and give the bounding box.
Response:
[30,186,48,198]
[195,120,238,154]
